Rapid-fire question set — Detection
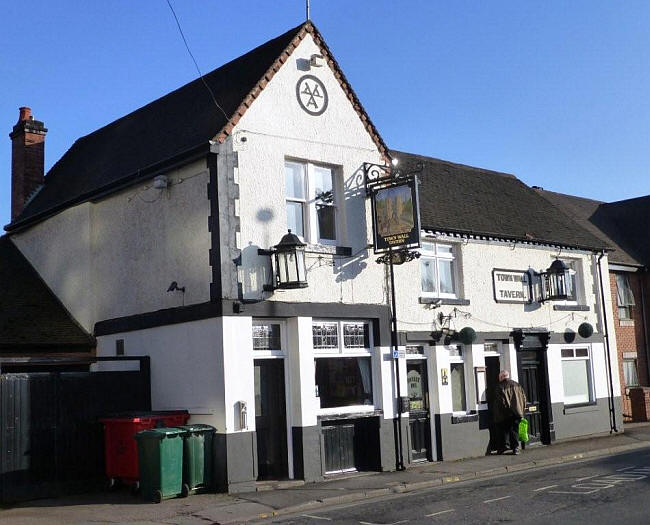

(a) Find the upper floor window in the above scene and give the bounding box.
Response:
[420,242,457,298]
[285,160,337,245]
[616,274,636,320]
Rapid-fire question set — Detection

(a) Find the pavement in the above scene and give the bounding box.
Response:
[3,423,650,524]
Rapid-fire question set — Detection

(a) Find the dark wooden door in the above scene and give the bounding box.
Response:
[254,359,288,479]
[407,360,431,462]
[323,423,355,473]
[517,350,548,444]
[485,356,501,452]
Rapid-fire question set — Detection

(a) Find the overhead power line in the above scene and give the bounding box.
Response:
[165,0,230,122]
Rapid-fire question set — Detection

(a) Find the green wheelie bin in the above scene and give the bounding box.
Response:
[178,424,216,493]
[135,427,187,503]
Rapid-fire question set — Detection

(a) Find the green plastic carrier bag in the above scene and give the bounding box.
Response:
[518,418,529,443]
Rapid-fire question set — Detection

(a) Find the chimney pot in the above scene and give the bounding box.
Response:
[18,107,32,122]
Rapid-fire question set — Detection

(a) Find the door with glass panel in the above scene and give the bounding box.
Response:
[407,358,431,462]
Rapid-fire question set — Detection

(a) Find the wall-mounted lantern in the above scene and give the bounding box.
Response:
[540,259,570,302]
[260,230,308,291]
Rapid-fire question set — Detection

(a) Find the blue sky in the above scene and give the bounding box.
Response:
[2,1,649,227]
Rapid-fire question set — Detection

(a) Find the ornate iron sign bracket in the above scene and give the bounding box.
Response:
[363,160,424,195]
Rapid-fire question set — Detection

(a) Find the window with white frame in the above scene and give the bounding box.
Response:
[448,345,467,412]
[616,274,636,321]
[420,242,457,298]
[623,358,639,387]
[252,321,284,357]
[313,320,373,410]
[561,347,593,405]
[285,160,337,244]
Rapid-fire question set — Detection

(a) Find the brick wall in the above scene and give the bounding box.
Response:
[610,271,650,421]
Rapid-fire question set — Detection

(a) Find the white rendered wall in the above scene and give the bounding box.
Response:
[220,316,256,432]
[225,34,386,304]
[12,203,93,330]
[395,237,603,340]
[96,318,224,428]
[12,159,212,331]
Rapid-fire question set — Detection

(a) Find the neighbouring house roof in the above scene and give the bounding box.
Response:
[0,236,95,352]
[8,21,388,231]
[601,196,650,267]
[391,150,610,252]
[534,189,645,267]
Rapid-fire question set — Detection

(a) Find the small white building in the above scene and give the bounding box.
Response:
[6,22,622,492]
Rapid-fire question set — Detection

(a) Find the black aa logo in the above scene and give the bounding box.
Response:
[296,75,329,116]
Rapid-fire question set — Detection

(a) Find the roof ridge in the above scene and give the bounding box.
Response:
[534,187,605,205]
[390,149,518,179]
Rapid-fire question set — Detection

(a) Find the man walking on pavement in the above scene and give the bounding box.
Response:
[493,370,527,455]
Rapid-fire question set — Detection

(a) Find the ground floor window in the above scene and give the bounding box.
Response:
[561,347,593,405]
[450,362,467,412]
[623,358,639,387]
[315,357,373,409]
[448,345,467,413]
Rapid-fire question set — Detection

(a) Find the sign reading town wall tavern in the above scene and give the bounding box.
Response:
[371,180,421,253]
[492,269,531,304]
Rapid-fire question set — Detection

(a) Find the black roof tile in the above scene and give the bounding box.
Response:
[391,150,610,251]
[535,189,644,267]
[10,23,306,227]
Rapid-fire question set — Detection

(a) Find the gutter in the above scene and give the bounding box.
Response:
[597,250,619,433]
[422,226,610,254]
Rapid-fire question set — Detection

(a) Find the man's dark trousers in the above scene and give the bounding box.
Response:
[497,416,520,452]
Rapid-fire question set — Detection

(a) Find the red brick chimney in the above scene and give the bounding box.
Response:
[10,107,47,220]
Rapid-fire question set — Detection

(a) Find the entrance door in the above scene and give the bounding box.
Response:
[254,359,288,479]
[485,356,501,452]
[517,350,550,444]
[407,360,431,462]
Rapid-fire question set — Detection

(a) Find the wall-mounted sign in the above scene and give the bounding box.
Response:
[492,269,531,304]
[296,75,328,116]
[371,180,421,253]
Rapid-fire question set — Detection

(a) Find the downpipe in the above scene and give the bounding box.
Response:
[597,251,619,433]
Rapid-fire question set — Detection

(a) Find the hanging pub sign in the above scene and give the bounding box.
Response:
[371,179,421,253]
[492,268,531,304]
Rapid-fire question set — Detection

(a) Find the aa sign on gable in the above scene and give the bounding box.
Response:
[296,75,328,116]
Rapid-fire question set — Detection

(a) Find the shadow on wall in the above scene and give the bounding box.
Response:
[335,164,372,283]
[240,243,273,300]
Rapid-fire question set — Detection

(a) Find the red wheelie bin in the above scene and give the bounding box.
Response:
[101,410,189,489]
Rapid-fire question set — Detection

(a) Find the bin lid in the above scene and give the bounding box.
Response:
[135,427,186,440]
[177,424,216,433]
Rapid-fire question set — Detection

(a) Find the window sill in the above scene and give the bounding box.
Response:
[619,319,635,327]
[563,402,598,414]
[305,244,352,257]
[419,297,470,306]
[451,412,479,424]
[318,408,382,421]
[553,304,590,311]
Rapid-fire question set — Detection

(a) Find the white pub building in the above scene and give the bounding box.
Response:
[6,22,622,492]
